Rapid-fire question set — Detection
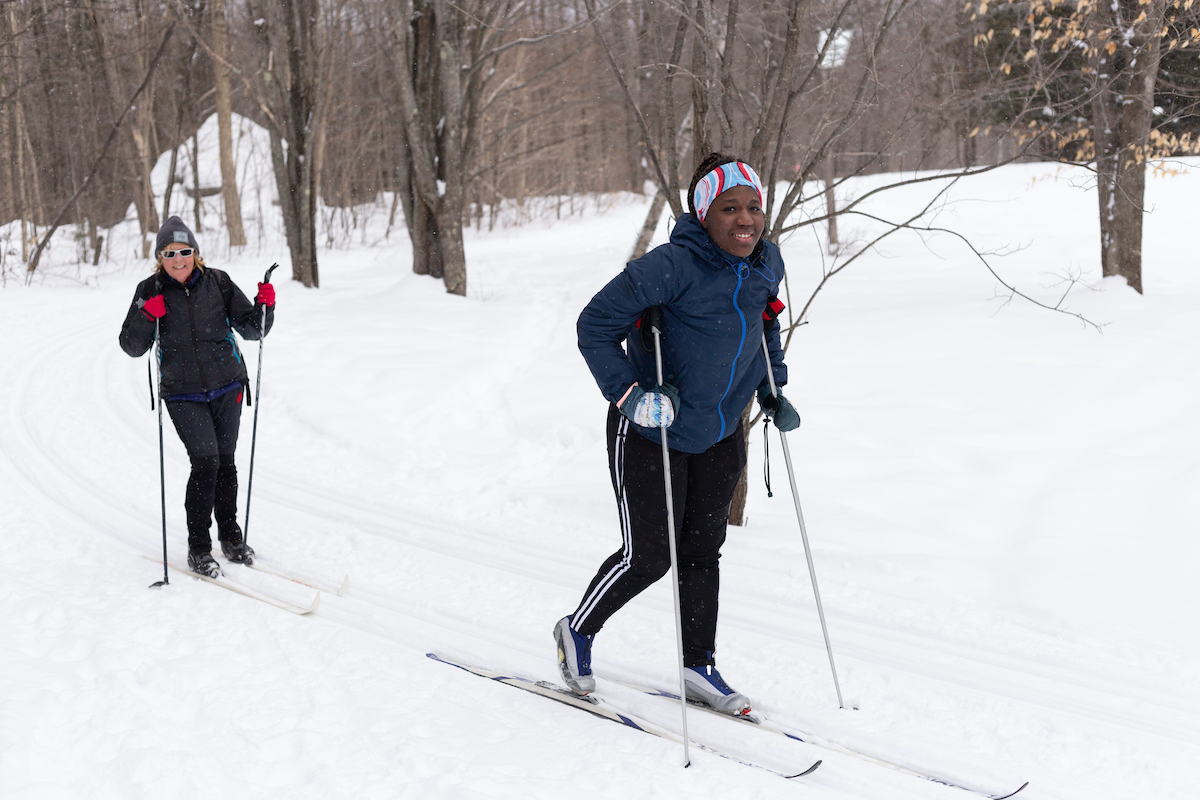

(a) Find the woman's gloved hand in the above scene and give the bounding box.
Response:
[757,385,800,432]
[256,282,276,306]
[141,294,166,320]
[620,383,680,428]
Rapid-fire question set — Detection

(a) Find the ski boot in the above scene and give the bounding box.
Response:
[683,663,751,716]
[554,615,595,695]
[187,550,221,578]
[220,539,256,565]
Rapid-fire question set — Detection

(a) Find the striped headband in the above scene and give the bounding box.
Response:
[692,162,764,223]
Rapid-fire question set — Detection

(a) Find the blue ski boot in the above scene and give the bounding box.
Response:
[554,616,595,695]
[683,662,751,716]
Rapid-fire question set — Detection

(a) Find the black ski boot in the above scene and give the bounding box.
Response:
[221,539,255,565]
[188,550,221,578]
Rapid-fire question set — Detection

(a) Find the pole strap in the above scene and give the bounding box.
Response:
[762,295,786,327]
[763,416,773,497]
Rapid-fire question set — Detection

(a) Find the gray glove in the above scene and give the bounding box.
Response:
[757,385,799,432]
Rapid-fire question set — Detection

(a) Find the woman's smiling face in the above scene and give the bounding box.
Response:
[161,245,196,283]
[701,185,764,259]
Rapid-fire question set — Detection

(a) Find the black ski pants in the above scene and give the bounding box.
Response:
[572,404,746,667]
[166,388,243,554]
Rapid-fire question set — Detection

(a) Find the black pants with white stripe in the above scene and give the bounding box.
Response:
[571,404,747,667]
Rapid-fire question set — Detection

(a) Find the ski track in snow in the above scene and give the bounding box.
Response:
[2,129,1198,799]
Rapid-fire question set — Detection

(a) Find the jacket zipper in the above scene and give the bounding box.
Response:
[715,263,750,440]
[184,283,210,392]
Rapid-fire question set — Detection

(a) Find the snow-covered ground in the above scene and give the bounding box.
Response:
[1,119,1197,799]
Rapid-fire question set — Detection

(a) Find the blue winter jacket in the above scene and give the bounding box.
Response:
[578,212,787,454]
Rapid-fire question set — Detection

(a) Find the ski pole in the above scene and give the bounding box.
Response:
[648,306,691,767]
[760,332,845,709]
[150,316,169,589]
[242,263,278,550]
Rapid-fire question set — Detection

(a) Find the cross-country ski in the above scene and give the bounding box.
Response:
[244,559,350,597]
[601,674,1028,799]
[144,555,320,616]
[427,652,823,781]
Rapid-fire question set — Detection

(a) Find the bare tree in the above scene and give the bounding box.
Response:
[82,0,162,258]
[213,0,247,247]
[249,0,322,287]
[25,24,177,277]
[378,0,596,295]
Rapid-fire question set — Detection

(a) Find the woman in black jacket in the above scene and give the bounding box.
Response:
[120,216,275,577]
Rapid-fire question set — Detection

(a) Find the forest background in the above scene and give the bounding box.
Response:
[7,0,1200,290]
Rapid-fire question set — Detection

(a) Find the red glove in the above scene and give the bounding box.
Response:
[142,294,166,320]
[256,282,275,306]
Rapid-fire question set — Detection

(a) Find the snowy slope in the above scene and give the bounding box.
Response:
[1,133,1198,799]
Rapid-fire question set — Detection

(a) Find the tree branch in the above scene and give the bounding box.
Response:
[25,23,176,279]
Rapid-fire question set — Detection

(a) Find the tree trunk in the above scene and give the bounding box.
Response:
[268,125,299,261]
[390,0,442,280]
[252,0,320,287]
[191,130,203,233]
[212,0,247,247]
[691,0,712,159]
[727,403,754,526]
[412,198,440,277]
[115,2,158,256]
[1,68,13,228]
[388,0,471,294]
[28,4,63,208]
[91,0,159,257]
[1090,0,1165,295]
[658,7,690,217]
[824,154,838,254]
[620,0,644,192]
[10,4,31,260]
[435,8,467,296]
[132,7,159,256]
[162,54,194,225]
[630,190,667,260]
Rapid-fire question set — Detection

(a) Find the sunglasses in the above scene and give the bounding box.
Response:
[163,248,194,259]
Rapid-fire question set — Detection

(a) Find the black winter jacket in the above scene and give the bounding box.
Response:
[119,267,274,398]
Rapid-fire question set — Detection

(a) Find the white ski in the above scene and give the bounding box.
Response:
[427,653,821,780]
[244,559,349,596]
[603,674,1027,799]
[144,555,321,615]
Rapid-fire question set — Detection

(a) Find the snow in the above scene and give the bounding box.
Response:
[1,121,1198,799]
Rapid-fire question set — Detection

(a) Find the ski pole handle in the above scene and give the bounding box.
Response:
[256,263,278,337]
[760,296,785,400]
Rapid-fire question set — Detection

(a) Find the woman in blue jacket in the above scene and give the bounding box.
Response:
[554,154,799,715]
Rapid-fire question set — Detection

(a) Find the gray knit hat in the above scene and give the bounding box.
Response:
[155,216,198,255]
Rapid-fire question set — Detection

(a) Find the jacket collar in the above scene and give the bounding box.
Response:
[162,267,202,289]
